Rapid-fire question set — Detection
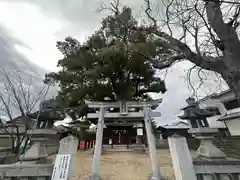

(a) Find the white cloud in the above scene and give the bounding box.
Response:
[0,0,228,125]
[0,1,63,71]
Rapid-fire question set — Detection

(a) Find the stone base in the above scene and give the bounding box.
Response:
[134,147,146,153]
[88,174,102,180]
[150,175,165,180]
[131,144,146,153]
[196,139,226,159]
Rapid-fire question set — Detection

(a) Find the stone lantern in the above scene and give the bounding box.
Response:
[179,97,227,159]
[178,97,212,128]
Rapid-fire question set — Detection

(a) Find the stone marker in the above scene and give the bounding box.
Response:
[51,154,72,180]
[168,134,197,180]
[51,136,78,180]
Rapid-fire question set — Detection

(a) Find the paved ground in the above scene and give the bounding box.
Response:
[72,149,175,180]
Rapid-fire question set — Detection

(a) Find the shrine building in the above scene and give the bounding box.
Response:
[86,100,161,149]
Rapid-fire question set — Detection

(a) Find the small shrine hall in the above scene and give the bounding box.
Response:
[86,100,161,148]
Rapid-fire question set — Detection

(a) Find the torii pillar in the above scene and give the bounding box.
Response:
[88,107,105,180]
[144,107,164,180]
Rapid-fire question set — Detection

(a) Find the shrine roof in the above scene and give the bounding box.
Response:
[157,121,189,130]
[180,104,196,111]
[28,110,64,121]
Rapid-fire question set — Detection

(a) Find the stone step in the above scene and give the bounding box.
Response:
[105,148,134,152]
[102,144,147,152]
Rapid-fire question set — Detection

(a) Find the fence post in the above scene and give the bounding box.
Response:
[202,175,213,180]
[51,136,78,180]
[168,134,197,180]
[220,174,231,180]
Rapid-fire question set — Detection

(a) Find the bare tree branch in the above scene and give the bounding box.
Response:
[0,69,52,163]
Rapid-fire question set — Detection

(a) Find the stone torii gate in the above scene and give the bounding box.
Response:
[85,100,164,180]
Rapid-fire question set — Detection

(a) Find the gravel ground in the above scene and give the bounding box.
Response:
[71,149,175,180]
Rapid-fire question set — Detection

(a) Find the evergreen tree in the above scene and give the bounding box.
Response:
[45,7,167,119]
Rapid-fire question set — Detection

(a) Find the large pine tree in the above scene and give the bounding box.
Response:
[45,7,167,118]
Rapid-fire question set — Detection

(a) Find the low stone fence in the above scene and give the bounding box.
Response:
[0,164,53,179]
[168,135,240,180]
[214,135,240,158]
[31,138,60,155]
[0,133,60,148]
[0,136,78,180]
[0,136,13,147]
[0,147,13,156]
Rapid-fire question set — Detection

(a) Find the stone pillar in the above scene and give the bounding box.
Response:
[51,136,78,180]
[168,135,197,180]
[89,107,105,180]
[143,107,163,180]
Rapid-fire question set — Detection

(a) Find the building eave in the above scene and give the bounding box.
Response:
[217,112,240,121]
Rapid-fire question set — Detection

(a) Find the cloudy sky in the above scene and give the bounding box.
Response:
[0,0,228,125]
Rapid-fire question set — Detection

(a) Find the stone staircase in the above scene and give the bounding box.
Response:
[103,144,147,152]
[103,145,132,152]
[214,136,240,159]
[129,144,146,153]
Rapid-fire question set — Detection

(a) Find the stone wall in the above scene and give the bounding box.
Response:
[0,133,60,147]
[214,135,240,158]
[0,136,13,147]
[155,138,200,150]
[31,138,60,155]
